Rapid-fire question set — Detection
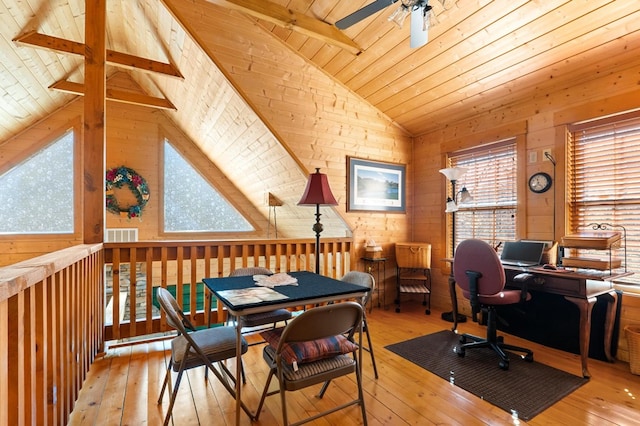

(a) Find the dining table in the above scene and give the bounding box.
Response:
[202,270,370,425]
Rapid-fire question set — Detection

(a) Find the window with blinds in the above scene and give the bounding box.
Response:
[447,140,517,254]
[569,113,640,283]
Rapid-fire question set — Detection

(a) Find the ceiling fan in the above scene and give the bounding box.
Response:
[335,0,444,48]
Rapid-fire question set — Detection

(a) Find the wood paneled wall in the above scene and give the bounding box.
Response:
[413,71,640,359]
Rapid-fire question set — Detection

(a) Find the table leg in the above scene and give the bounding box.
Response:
[565,295,597,378]
[603,290,618,362]
[235,320,243,424]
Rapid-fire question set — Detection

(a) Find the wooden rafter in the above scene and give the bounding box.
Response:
[204,0,362,54]
[14,31,184,79]
[50,80,177,110]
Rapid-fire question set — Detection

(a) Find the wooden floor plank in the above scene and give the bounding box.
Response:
[69,301,640,425]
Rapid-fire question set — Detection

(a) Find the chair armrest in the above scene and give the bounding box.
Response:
[512,272,534,303]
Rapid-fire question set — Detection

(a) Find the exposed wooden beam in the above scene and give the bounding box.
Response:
[14,31,184,79]
[204,0,362,54]
[50,80,177,110]
[83,0,106,244]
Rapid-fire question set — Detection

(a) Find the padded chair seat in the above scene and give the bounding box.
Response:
[461,289,531,305]
[240,308,292,328]
[172,327,248,371]
[263,344,355,384]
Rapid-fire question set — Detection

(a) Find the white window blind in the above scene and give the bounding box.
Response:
[569,113,640,282]
[448,140,517,253]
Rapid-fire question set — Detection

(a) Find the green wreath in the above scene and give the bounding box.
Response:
[105,166,150,219]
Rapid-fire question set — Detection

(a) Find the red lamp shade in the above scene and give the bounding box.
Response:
[298,168,338,206]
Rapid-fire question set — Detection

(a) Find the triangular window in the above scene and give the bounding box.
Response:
[163,140,253,232]
[0,130,74,234]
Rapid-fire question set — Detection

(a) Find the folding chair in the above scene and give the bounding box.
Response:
[254,302,367,426]
[340,270,379,379]
[156,287,251,426]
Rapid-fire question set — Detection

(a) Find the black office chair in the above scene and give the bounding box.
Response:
[453,238,534,370]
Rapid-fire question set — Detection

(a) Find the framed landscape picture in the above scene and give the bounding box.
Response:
[347,157,406,212]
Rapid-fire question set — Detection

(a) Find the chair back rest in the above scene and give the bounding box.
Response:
[340,271,375,307]
[279,302,363,346]
[156,287,193,335]
[230,267,273,277]
[453,239,506,296]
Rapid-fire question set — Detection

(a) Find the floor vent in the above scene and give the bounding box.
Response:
[106,228,138,243]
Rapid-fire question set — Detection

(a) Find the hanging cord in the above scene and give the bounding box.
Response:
[545,152,557,241]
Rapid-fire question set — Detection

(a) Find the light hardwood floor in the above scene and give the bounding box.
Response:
[69,300,640,425]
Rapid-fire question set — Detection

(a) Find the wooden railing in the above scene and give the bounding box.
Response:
[0,237,351,424]
[0,244,104,426]
[103,238,354,340]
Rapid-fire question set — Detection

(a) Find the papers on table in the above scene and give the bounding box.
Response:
[253,272,298,288]
[216,287,288,305]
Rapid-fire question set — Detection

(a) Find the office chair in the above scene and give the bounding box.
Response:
[340,270,379,379]
[155,287,251,426]
[254,302,367,426]
[453,239,534,370]
[226,267,293,340]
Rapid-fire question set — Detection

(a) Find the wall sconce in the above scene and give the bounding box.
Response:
[298,168,338,274]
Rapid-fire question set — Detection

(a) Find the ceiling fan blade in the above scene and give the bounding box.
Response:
[409,6,428,48]
[335,0,398,30]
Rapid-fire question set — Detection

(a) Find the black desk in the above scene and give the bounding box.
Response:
[203,271,370,425]
[450,266,620,378]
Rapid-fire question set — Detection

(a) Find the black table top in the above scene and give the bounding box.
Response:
[202,270,369,311]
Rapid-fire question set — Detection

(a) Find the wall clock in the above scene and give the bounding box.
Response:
[528,172,552,193]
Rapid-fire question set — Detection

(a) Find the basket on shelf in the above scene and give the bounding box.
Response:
[625,325,640,375]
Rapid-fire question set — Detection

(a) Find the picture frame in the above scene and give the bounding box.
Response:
[347,157,406,212]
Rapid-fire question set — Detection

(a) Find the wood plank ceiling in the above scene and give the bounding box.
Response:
[2,0,639,140]
[1,0,639,238]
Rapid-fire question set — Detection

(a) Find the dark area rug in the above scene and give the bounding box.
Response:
[385,330,588,420]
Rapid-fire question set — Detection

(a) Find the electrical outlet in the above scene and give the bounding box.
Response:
[543,149,552,161]
[528,151,537,163]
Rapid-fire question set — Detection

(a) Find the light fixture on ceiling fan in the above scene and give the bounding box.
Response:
[335,0,450,49]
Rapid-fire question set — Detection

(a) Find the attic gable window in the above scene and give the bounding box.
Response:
[0,130,74,234]
[163,140,253,233]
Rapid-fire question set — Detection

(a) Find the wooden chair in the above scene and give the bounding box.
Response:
[340,270,379,379]
[254,302,367,426]
[155,287,251,426]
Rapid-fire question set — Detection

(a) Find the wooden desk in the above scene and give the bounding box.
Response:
[203,271,369,425]
[449,266,620,378]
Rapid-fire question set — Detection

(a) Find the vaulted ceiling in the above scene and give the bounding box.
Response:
[1,0,639,238]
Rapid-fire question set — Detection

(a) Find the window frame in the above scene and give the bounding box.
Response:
[567,111,640,285]
[445,138,519,257]
[0,120,81,239]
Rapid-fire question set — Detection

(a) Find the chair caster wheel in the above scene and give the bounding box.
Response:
[425,309,430,315]
[524,353,534,362]
[395,307,400,313]
[499,360,509,370]
[454,346,465,357]
[459,335,467,344]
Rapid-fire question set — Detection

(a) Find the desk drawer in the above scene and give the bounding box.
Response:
[506,270,582,296]
[533,276,581,295]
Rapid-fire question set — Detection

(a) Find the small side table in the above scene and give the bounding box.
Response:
[361,257,386,309]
